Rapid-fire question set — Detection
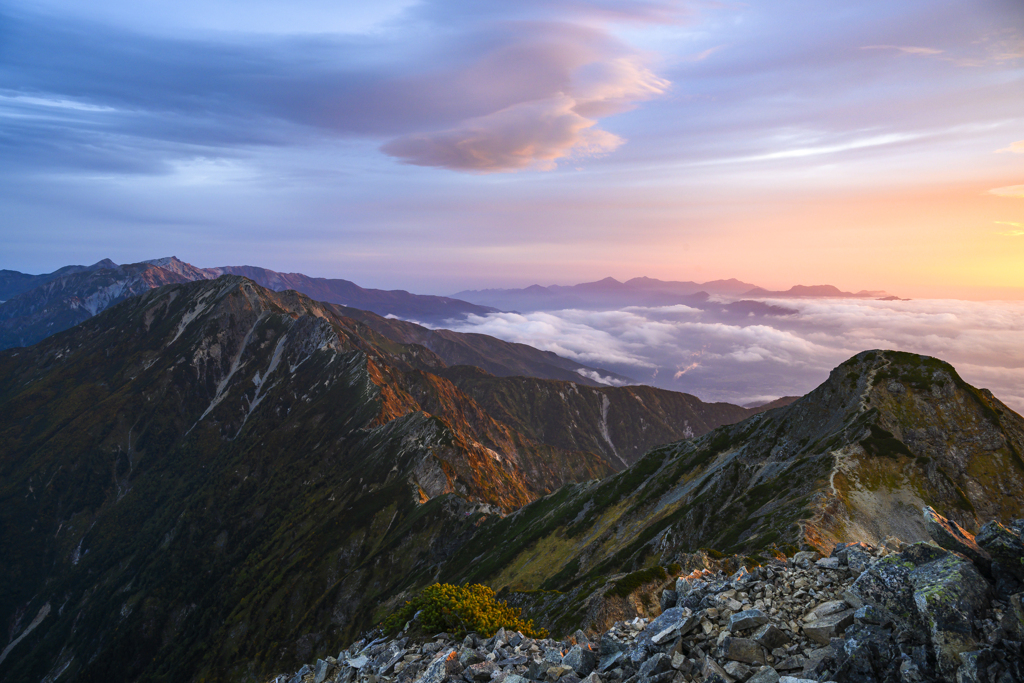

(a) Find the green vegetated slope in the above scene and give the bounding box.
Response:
[432,351,1024,634]
[0,275,765,683]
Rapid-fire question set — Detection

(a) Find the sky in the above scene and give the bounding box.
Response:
[1,0,1022,298]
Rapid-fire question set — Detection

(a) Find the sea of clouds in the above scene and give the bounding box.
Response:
[441,298,1024,412]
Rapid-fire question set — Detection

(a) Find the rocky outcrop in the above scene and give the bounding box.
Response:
[278,515,1024,683]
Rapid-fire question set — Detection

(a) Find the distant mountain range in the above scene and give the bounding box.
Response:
[0,256,499,351]
[453,277,893,312]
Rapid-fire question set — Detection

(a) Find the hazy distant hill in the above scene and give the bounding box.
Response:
[454,277,893,311]
[0,259,118,301]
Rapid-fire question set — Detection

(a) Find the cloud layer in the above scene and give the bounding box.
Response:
[440,298,1024,412]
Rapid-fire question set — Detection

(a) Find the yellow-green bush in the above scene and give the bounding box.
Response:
[382,583,547,638]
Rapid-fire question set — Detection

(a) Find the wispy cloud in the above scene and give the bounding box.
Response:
[997,140,1024,154]
[861,45,944,56]
[989,185,1024,198]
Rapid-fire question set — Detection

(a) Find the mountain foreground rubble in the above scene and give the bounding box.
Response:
[273,509,1024,683]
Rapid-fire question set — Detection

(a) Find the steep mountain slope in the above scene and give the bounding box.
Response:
[332,306,633,387]
[0,261,195,349]
[433,351,1024,606]
[0,276,763,683]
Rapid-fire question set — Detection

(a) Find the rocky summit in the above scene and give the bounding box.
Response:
[271,510,1024,683]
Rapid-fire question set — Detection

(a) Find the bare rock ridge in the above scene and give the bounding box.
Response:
[277,511,1024,683]
[0,276,767,683]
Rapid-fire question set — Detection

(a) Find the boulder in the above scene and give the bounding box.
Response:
[746,667,780,683]
[792,551,820,569]
[976,520,1024,582]
[802,600,849,622]
[701,656,736,683]
[815,557,840,570]
[954,649,994,683]
[728,609,769,632]
[561,645,597,676]
[751,624,788,650]
[720,637,766,665]
[1005,593,1024,639]
[910,552,991,677]
[637,652,672,678]
[922,506,991,572]
[723,660,754,681]
[414,649,460,683]
[848,542,948,633]
[802,609,855,645]
[660,589,678,612]
[314,659,330,683]
[464,662,498,681]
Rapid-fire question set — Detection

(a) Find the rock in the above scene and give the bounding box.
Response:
[802,600,849,622]
[676,577,693,597]
[751,624,788,650]
[845,549,872,575]
[777,677,816,683]
[955,649,995,683]
[774,656,804,672]
[815,557,840,570]
[701,656,736,683]
[910,553,991,677]
[580,674,601,683]
[314,659,330,683]
[504,676,530,683]
[729,610,769,632]
[651,612,701,644]
[848,542,948,633]
[976,521,1024,582]
[660,589,678,612]
[723,660,754,681]
[853,604,888,626]
[562,645,597,676]
[414,648,460,683]
[597,651,624,673]
[573,630,590,645]
[922,506,992,572]
[746,667,780,683]
[464,662,498,681]
[548,665,576,681]
[346,655,369,669]
[638,653,672,678]
[792,552,820,569]
[803,610,855,645]
[670,652,687,670]
[1006,593,1024,639]
[721,637,766,665]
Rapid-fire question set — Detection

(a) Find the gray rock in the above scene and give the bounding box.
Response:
[751,624,789,650]
[637,653,671,678]
[414,648,460,683]
[910,552,991,677]
[815,557,840,570]
[976,520,1024,582]
[723,660,754,681]
[955,649,995,683]
[831,623,901,683]
[597,651,624,673]
[580,673,602,683]
[922,506,992,572]
[848,542,948,634]
[314,659,330,683]
[777,677,816,683]
[802,609,855,645]
[464,662,498,681]
[504,676,530,683]
[701,656,736,683]
[792,552,820,569]
[845,548,872,575]
[660,589,677,612]
[728,609,769,632]
[573,630,590,645]
[853,604,888,625]
[651,612,701,644]
[599,634,624,657]
[546,665,574,681]
[803,600,848,622]
[561,645,597,676]
[721,637,766,665]
[675,577,693,597]
[1006,593,1024,639]
[746,667,780,683]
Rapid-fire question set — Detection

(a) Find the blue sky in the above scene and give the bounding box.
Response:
[2,0,1022,297]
